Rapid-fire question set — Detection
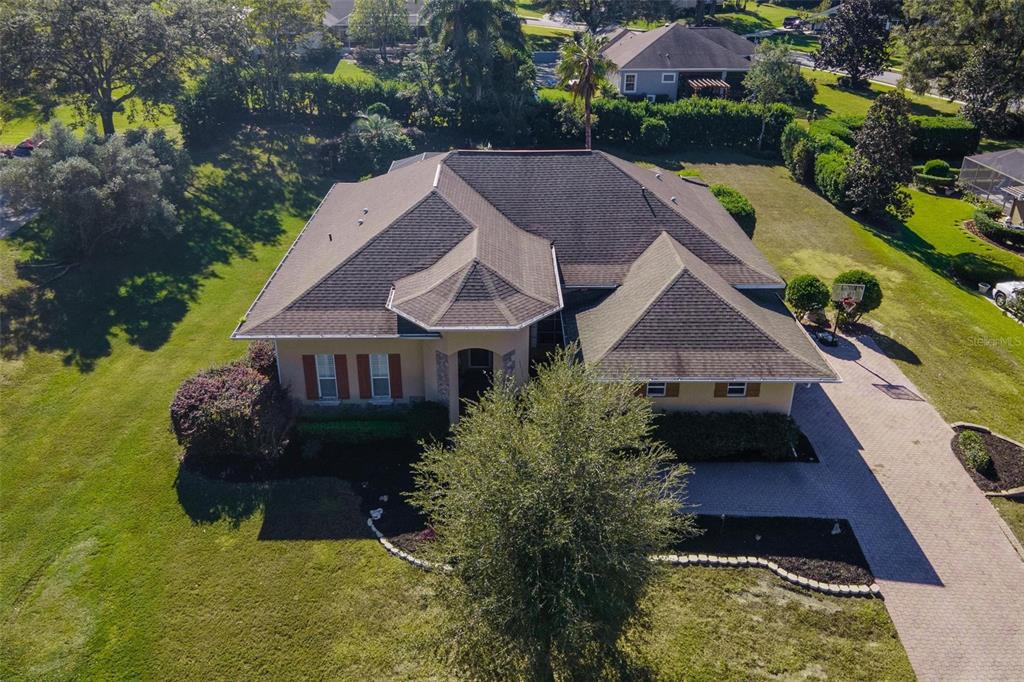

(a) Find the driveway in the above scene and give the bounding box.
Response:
[685,334,1024,681]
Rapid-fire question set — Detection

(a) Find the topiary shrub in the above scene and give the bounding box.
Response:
[814,152,852,208]
[709,184,756,234]
[957,430,990,472]
[170,362,292,466]
[785,274,831,319]
[832,270,883,323]
[639,117,670,150]
[922,159,950,177]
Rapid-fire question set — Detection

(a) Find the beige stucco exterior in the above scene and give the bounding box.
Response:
[649,381,795,414]
[277,333,795,420]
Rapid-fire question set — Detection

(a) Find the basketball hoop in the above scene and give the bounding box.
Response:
[830,283,866,334]
[841,296,857,313]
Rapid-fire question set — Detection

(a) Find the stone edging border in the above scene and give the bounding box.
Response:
[368,518,881,598]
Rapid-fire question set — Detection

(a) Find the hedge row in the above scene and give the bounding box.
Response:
[275,73,413,123]
[296,401,449,445]
[974,210,1024,250]
[655,411,800,462]
[809,114,980,160]
[589,98,795,151]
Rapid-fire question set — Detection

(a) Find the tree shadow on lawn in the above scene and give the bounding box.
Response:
[174,437,428,541]
[810,80,957,119]
[0,125,328,371]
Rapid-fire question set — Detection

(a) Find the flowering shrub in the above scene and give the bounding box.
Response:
[170,361,291,465]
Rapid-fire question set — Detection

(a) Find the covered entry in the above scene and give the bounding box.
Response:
[457,348,493,412]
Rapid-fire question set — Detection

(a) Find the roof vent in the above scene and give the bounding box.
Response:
[362,207,368,214]
[670,196,677,203]
[655,172,662,180]
[357,218,364,226]
[328,233,333,242]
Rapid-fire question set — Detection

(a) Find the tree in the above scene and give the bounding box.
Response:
[846,90,914,219]
[408,347,694,680]
[556,33,612,150]
[242,0,330,109]
[813,0,890,89]
[832,270,883,324]
[0,121,191,260]
[901,0,1024,133]
[743,40,806,149]
[0,0,238,136]
[785,274,831,319]
[348,0,411,64]
[348,112,414,172]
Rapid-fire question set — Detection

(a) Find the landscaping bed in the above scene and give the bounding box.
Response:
[673,516,873,585]
[951,426,1024,493]
[656,411,818,462]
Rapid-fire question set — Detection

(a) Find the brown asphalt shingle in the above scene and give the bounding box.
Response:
[601,24,753,72]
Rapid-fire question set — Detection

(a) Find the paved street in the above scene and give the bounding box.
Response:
[685,334,1024,681]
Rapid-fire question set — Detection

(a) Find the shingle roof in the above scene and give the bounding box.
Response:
[564,233,837,382]
[601,24,753,71]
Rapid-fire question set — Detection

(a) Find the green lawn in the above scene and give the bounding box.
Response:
[514,0,545,18]
[330,59,377,84]
[0,124,914,679]
[712,3,799,34]
[1,99,179,146]
[991,498,1024,546]
[524,23,575,51]
[802,68,961,118]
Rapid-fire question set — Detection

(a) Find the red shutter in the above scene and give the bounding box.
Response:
[713,383,727,398]
[302,355,318,400]
[388,353,403,399]
[334,354,349,399]
[356,354,371,399]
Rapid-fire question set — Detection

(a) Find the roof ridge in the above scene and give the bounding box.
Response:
[430,260,477,325]
[478,264,516,325]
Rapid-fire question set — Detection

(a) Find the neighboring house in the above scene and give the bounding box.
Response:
[323,0,425,39]
[234,150,837,421]
[601,23,754,101]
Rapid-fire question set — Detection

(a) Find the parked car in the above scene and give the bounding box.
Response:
[783,16,801,29]
[992,280,1024,307]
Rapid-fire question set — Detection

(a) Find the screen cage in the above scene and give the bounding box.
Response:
[959,150,1024,216]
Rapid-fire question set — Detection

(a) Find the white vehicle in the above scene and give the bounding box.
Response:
[992,280,1024,308]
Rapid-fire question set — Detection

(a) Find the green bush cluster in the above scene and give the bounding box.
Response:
[590,97,795,151]
[296,401,449,445]
[832,270,883,323]
[784,274,830,318]
[814,152,852,208]
[957,430,991,472]
[781,121,852,192]
[807,115,979,160]
[639,117,670,150]
[655,412,801,462]
[963,193,1004,218]
[974,210,1024,250]
[923,159,951,177]
[709,184,756,233]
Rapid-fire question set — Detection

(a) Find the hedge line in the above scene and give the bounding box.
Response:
[974,210,1024,251]
[296,401,450,444]
[809,114,980,160]
[655,411,800,462]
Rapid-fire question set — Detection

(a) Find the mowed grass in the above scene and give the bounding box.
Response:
[1,100,179,146]
[991,498,1024,545]
[669,154,1024,441]
[713,3,799,34]
[524,23,575,51]
[0,124,913,678]
[803,68,961,118]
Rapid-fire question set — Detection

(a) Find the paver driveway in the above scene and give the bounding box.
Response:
[685,334,1024,681]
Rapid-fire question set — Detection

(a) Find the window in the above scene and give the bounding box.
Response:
[536,314,563,345]
[315,354,338,399]
[369,353,391,399]
[623,73,637,93]
[661,72,676,83]
[726,382,747,397]
[646,382,666,397]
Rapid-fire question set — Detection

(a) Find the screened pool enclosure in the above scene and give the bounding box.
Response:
[959,148,1024,221]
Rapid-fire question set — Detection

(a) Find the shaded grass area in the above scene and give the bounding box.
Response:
[524,23,575,51]
[711,3,796,34]
[802,68,960,118]
[640,152,1024,442]
[514,0,545,18]
[0,97,179,146]
[764,31,819,53]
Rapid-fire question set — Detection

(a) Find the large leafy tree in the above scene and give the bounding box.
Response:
[846,90,914,219]
[556,33,612,150]
[743,40,806,149]
[901,0,1024,133]
[348,0,411,64]
[409,347,694,680]
[242,0,329,109]
[0,0,238,136]
[813,0,890,89]
[0,121,191,260]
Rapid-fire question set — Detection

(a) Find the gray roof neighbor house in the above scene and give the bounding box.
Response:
[235,150,836,383]
[324,0,425,30]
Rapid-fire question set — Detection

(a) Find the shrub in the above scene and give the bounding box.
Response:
[785,274,831,318]
[170,362,292,465]
[832,270,883,322]
[923,159,951,177]
[295,401,449,445]
[780,121,809,172]
[974,210,1024,250]
[957,430,990,472]
[809,116,857,145]
[814,151,852,207]
[656,412,800,462]
[963,193,1004,219]
[709,184,756,234]
[639,117,670,149]
[244,341,278,381]
[176,64,246,147]
[911,116,980,159]
[789,139,817,184]
[365,101,391,117]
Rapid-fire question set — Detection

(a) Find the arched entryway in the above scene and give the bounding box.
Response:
[457,348,493,413]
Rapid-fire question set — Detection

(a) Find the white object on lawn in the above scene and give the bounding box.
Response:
[370,508,383,520]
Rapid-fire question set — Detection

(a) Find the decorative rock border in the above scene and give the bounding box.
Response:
[368,518,881,598]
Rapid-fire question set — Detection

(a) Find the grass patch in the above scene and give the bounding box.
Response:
[712,3,796,34]
[1,99,179,146]
[524,23,575,51]
[802,69,960,119]
[539,87,573,102]
[330,59,378,84]
[991,498,1024,546]
[514,0,545,18]
[765,31,820,53]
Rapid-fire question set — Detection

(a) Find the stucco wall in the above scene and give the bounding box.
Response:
[618,70,679,99]
[649,382,795,414]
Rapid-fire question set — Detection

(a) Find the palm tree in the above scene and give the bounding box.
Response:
[424,0,518,102]
[351,112,405,147]
[556,33,612,150]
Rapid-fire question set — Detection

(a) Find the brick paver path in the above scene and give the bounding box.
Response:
[685,334,1024,681]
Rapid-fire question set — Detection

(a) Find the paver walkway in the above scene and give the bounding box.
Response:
[685,334,1024,681]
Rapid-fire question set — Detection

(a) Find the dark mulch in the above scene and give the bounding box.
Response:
[951,427,1024,492]
[673,516,873,585]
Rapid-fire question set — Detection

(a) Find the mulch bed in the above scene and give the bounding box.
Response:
[964,219,1024,255]
[672,516,873,585]
[951,427,1024,493]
